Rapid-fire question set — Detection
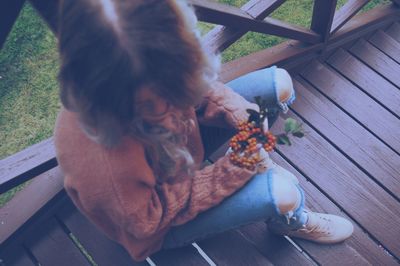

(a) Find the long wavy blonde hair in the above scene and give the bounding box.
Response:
[57,0,220,181]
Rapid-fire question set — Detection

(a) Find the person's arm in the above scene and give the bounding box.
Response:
[64,142,256,241]
[196,81,259,129]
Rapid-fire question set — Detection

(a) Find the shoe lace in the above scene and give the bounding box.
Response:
[299,213,332,235]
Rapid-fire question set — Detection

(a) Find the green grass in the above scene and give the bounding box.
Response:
[0,0,390,207]
[0,3,60,207]
[200,0,389,62]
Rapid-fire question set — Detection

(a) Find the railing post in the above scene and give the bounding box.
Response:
[311,0,338,43]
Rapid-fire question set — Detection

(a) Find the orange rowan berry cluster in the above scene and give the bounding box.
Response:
[263,131,277,152]
[229,121,277,170]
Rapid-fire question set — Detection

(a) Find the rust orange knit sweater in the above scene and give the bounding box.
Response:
[54,83,258,261]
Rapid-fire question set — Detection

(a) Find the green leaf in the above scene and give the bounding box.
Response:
[277,134,291,146]
[246,109,260,123]
[292,122,303,134]
[292,131,304,138]
[284,118,297,133]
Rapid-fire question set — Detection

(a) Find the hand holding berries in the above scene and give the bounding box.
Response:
[227,96,305,172]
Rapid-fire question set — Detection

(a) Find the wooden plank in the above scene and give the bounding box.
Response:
[237,223,314,265]
[311,0,337,42]
[270,152,399,265]
[0,244,36,266]
[291,78,400,199]
[0,138,57,194]
[331,0,370,35]
[24,217,91,266]
[328,4,400,51]
[349,38,400,88]
[205,126,398,264]
[190,0,320,44]
[205,147,315,265]
[152,245,209,266]
[300,60,400,154]
[56,199,148,266]
[0,167,63,244]
[327,48,400,117]
[198,230,274,266]
[203,0,286,52]
[385,22,400,42]
[369,30,400,64]
[220,40,323,82]
[271,112,400,258]
[0,0,25,49]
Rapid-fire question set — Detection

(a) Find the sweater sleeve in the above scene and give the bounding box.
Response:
[103,148,256,240]
[196,81,259,129]
[71,138,255,240]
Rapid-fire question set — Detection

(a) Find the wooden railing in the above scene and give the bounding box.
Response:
[1,0,400,211]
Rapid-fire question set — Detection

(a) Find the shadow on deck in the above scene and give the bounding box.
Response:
[1,8,400,266]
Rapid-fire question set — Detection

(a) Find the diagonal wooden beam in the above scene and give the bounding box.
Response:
[29,0,60,33]
[202,0,286,53]
[191,0,320,45]
[0,0,25,49]
[331,0,370,35]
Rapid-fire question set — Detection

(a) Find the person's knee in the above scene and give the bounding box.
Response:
[275,68,294,103]
[271,176,301,215]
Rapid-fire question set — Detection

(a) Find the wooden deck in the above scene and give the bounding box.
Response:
[1,22,400,266]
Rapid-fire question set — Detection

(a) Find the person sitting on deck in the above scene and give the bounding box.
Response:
[54,0,354,262]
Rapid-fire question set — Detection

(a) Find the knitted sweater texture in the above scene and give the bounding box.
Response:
[54,83,258,261]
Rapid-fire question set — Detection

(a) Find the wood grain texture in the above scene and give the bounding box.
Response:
[24,217,91,266]
[205,122,398,264]
[369,30,400,63]
[203,0,286,53]
[0,244,36,266]
[272,112,400,258]
[220,41,322,82]
[271,152,399,265]
[198,230,274,266]
[56,199,148,266]
[192,0,320,44]
[329,4,400,50]
[327,48,400,117]
[349,38,400,88]
[290,78,400,199]
[0,138,57,194]
[311,0,337,41]
[0,167,63,244]
[331,0,370,34]
[152,245,210,266]
[237,223,314,266]
[300,60,400,153]
[385,22,400,42]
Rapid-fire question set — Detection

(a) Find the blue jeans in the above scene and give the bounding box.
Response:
[162,67,306,249]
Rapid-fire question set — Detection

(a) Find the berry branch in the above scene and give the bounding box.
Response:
[229,96,305,169]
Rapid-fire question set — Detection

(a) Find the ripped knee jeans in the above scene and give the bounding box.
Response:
[162,164,307,249]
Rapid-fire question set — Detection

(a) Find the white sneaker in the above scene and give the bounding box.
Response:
[268,210,354,244]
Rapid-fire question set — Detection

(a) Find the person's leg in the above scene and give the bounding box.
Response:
[226,66,296,128]
[162,166,306,249]
[226,67,354,243]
